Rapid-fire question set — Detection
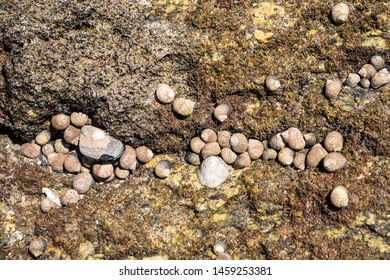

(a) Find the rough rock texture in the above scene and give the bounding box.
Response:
[0,0,389,260]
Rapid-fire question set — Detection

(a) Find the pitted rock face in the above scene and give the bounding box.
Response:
[79,125,124,161]
[0,0,204,152]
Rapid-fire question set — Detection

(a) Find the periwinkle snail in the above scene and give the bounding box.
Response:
[29,238,47,258]
[154,160,172,179]
[172,97,195,117]
[331,3,349,25]
[213,103,232,122]
[51,113,70,131]
[155,83,175,104]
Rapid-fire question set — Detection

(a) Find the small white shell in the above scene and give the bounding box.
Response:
[331,3,349,25]
[156,83,175,104]
[330,186,349,208]
[42,187,62,207]
[213,241,228,254]
[172,97,195,117]
[265,75,281,91]
[213,104,232,122]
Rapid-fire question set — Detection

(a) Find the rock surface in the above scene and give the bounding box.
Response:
[197,156,231,188]
[79,125,124,161]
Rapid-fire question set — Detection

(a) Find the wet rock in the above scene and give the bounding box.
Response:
[79,125,124,161]
[197,156,231,188]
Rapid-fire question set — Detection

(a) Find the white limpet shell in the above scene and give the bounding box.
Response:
[42,187,62,207]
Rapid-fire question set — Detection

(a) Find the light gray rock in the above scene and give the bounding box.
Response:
[197,156,231,188]
[79,125,124,161]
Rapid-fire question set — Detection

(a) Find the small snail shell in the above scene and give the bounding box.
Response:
[277,147,294,166]
[268,133,285,151]
[29,238,47,258]
[114,166,130,180]
[358,64,377,79]
[265,75,281,91]
[261,148,277,160]
[213,103,232,122]
[63,151,81,173]
[323,152,346,172]
[330,186,349,208]
[247,139,264,160]
[51,113,70,131]
[220,147,237,165]
[119,145,137,170]
[201,128,217,143]
[213,241,228,254]
[371,68,390,89]
[217,131,231,148]
[42,143,54,155]
[359,78,370,88]
[216,252,233,260]
[281,127,305,150]
[156,83,175,104]
[92,162,114,180]
[135,146,154,164]
[324,79,342,99]
[201,142,221,159]
[47,153,66,173]
[154,160,172,178]
[324,131,343,152]
[185,151,201,166]
[59,189,80,206]
[344,73,361,87]
[331,3,349,25]
[81,155,95,169]
[54,139,70,154]
[72,172,95,194]
[63,125,81,145]
[303,133,317,148]
[172,97,195,117]
[35,130,51,146]
[190,137,205,154]
[70,112,89,127]
[230,133,248,154]
[293,150,308,171]
[306,143,328,167]
[19,142,41,159]
[370,55,385,71]
[40,197,61,213]
[232,152,251,169]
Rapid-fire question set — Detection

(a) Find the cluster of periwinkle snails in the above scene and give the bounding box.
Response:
[325,54,389,99]
[155,83,195,117]
[185,127,347,173]
[18,112,154,213]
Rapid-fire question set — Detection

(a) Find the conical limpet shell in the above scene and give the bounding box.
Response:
[220,147,237,165]
[70,112,89,127]
[281,127,305,150]
[213,104,232,122]
[172,97,195,117]
[19,142,41,159]
[201,142,221,159]
[72,172,95,194]
[119,145,137,170]
[190,137,205,154]
[51,113,70,131]
[156,83,175,104]
[35,130,51,146]
[331,3,349,25]
[201,129,217,143]
[324,131,343,152]
[135,146,154,164]
[330,186,349,208]
[29,238,47,258]
[306,143,328,167]
[230,133,248,154]
[154,160,172,179]
[114,166,130,180]
[247,139,264,160]
[60,189,80,206]
[323,152,346,172]
[217,131,231,149]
